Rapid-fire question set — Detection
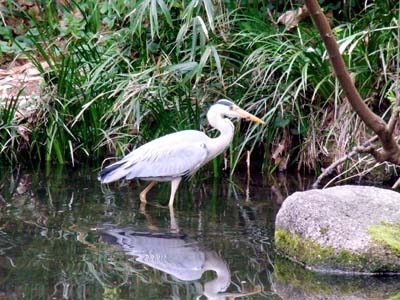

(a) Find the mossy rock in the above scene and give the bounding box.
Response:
[274,185,400,274]
[369,222,400,256]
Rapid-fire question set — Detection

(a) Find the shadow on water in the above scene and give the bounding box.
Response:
[0,165,399,299]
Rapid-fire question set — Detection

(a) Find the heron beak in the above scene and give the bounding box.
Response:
[233,106,265,124]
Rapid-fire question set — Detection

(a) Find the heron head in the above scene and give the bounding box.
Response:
[213,99,265,124]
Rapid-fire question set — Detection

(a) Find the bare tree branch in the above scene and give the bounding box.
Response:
[304,0,400,186]
[304,0,387,134]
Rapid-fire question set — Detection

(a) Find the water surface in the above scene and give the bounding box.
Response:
[0,166,399,300]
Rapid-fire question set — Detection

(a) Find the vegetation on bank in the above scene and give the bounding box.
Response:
[0,0,399,177]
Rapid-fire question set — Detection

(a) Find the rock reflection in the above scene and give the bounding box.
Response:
[100,209,261,300]
[273,258,400,300]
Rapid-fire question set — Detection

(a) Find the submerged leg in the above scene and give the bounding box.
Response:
[169,206,179,232]
[139,204,158,231]
[140,181,157,204]
[168,177,182,207]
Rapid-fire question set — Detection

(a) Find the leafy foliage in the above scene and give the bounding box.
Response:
[1,0,399,177]
[233,0,400,172]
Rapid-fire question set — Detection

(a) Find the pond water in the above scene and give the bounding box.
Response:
[0,166,399,300]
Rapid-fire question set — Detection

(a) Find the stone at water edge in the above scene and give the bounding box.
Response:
[274,185,400,274]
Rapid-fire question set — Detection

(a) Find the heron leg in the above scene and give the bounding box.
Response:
[168,177,182,207]
[140,181,157,204]
[169,206,179,232]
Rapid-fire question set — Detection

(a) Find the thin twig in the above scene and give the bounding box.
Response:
[392,176,400,189]
[332,161,383,187]
[323,157,375,189]
[312,135,378,188]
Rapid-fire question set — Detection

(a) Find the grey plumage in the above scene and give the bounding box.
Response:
[98,99,264,207]
[98,130,209,183]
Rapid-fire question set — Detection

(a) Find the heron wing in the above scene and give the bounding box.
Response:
[98,130,210,183]
[124,142,208,180]
[120,130,207,163]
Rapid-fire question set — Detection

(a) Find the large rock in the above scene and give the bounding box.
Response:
[274,185,400,274]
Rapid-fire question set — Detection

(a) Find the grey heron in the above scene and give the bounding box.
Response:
[98,99,264,207]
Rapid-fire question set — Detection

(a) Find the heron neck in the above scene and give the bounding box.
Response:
[203,251,231,298]
[207,111,235,157]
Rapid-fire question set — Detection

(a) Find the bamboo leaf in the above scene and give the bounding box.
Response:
[166,62,198,73]
[196,46,212,79]
[157,0,172,26]
[150,0,158,39]
[182,0,198,20]
[210,45,222,79]
[194,16,209,40]
[202,0,214,31]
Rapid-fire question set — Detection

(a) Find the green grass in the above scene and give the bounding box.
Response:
[1,0,399,178]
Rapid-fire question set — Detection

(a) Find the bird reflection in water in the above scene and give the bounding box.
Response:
[100,209,261,299]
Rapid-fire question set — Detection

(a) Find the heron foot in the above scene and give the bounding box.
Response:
[150,203,169,209]
[140,202,168,209]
